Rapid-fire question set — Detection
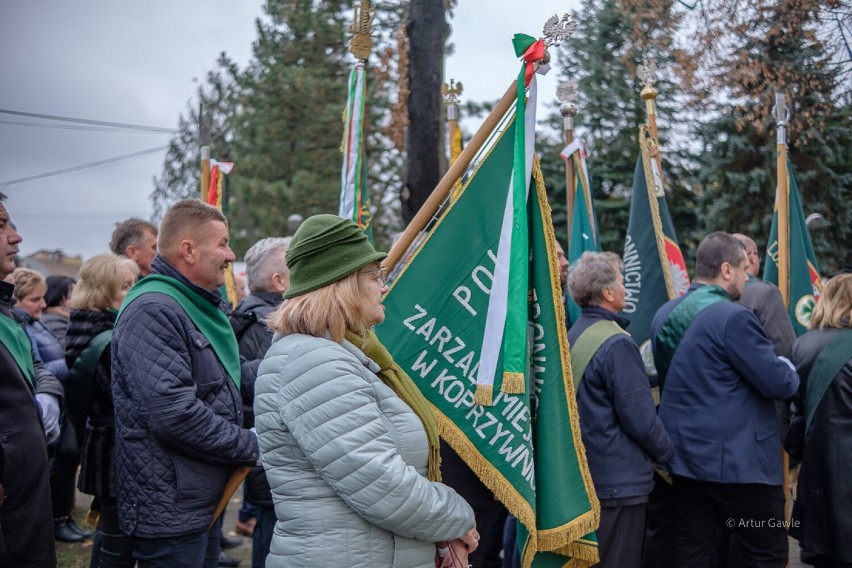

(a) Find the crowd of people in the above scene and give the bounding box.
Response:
[0,191,849,568]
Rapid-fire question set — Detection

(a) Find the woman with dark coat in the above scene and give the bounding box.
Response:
[42,275,76,349]
[65,254,138,567]
[786,273,852,568]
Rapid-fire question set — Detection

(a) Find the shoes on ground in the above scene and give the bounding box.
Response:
[53,518,86,543]
[235,518,256,537]
[67,517,93,539]
[220,533,243,550]
[219,550,241,567]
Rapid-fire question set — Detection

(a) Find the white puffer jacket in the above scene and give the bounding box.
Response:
[255,333,474,568]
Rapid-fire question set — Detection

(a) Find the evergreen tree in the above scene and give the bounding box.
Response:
[226,0,352,254]
[691,0,851,273]
[545,0,694,258]
[150,55,239,220]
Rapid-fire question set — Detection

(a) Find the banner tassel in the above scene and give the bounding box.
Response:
[473,384,494,406]
[501,372,525,394]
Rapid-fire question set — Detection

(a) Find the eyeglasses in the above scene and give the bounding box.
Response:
[361,267,387,287]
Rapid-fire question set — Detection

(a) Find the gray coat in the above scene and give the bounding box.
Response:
[255,334,474,568]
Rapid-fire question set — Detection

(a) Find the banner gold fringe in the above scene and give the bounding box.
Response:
[523,156,601,567]
[554,537,599,562]
[501,371,525,394]
[435,411,536,533]
[639,127,676,301]
[473,384,494,406]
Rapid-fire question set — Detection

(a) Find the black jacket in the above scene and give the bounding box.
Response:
[111,256,260,537]
[65,308,117,498]
[229,290,282,508]
[0,280,56,566]
[786,328,852,563]
[568,306,673,502]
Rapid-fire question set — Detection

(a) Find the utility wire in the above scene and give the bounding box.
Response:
[0,109,177,133]
[0,119,174,134]
[0,145,170,188]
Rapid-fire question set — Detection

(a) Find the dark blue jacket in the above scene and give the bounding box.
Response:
[568,307,673,501]
[111,256,259,537]
[15,310,68,382]
[650,283,799,485]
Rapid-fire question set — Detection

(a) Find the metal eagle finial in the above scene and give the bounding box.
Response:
[637,58,658,88]
[542,13,578,47]
[441,79,464,106]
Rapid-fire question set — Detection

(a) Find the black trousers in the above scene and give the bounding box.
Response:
[597,501,647,568]
[672,476,787,568]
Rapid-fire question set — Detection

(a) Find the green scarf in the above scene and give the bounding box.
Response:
[119,275,241,388]
[0,312,35,388]
[804,329,852,435]
[655,285,732,389]
[346,329,442,482]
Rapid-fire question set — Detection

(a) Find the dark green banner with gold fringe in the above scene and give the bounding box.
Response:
[375,112,599,567]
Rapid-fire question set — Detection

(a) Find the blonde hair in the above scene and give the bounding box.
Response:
[267,270,372,343]
[809,274,852,330]
[12,268,46,300]
[71,254,140,311]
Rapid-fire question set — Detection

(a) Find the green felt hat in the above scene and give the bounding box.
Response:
[283,214,386,298]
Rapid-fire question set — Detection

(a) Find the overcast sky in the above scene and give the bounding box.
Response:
[1,0,578,260]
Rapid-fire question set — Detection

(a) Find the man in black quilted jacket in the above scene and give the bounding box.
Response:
[111,199,260,567]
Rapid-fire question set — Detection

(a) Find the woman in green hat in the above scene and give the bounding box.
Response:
[254,214,478,568]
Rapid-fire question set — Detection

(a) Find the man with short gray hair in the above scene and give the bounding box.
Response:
[231,237,290,359]
[567,251,672,568]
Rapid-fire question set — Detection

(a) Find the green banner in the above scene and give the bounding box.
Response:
[620,127,689,385]
[764,161,823,335]
[566,151,600,326]
[376,115,599,567]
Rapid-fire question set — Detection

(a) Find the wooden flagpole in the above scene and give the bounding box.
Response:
[774,91,792,543]
[201,146,210,202]
[558,81,578,253]
[639,60,665,183]
[775,91,790,306]
[384,81,517,274]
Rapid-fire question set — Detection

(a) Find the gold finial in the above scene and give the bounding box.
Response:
[441,79,464,106]
[638,57,658,100]
[349,0,375,61]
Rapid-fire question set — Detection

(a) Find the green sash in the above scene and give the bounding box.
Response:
[119,275,241,388]
[570,319,629,392]
[0,312,35,388]
[805,329,852,435]
[655,285,732,389]
[63,329,113,454]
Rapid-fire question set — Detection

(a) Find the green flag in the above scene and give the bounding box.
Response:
[620,127,690,389]
[560,140,600,326]
[375,111,599,567]
[763,160,823,335]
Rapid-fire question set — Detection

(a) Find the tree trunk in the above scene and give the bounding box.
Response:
[402,0,447,224]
